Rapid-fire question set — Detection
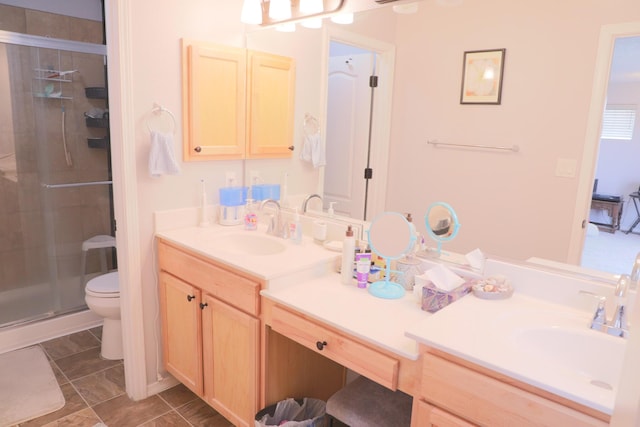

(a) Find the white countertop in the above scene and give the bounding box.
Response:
[262,275,428,360]
[405,292,623,415]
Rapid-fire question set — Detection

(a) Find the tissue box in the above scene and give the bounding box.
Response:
[421,280,473,313]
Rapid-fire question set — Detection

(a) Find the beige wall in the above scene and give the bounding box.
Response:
[387,0,640,262]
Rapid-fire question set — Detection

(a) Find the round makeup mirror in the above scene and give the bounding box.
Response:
[367,212,417,299]
[424,202,460,255]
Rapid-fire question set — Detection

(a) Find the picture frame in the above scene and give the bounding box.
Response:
[460,48,506,105]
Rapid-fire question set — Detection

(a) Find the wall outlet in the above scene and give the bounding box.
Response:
[250,170,261,185]
[225,171,236,187]
[555,158,577,178]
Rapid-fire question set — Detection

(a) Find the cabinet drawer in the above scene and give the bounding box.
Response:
[421,353,607,427]
[271,305,399,390]
[158,240,260,316]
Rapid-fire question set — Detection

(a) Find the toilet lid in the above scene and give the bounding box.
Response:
[86,271,119,295]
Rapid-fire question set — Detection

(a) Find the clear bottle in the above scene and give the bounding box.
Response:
[289,208,302,244]
[341,225,356,285]
[244,199,257,231]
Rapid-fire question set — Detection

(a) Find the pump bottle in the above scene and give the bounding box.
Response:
[341,225,356,285]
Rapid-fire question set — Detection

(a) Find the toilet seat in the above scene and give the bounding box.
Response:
[86,271,119,297]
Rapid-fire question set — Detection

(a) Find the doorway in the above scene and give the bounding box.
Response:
[580,35,640,275]
[320,28,395,221]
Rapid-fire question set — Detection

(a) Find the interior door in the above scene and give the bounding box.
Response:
[324,51,375,219]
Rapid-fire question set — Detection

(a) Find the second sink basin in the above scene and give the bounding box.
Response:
[215,233,287,256]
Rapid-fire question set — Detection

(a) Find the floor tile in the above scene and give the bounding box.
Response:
[40,407,102,427]
[72,364,125,406]
[54,347,120,381]
[19,383,88,427]
[40,331,101,360]
[176,399,233,427]
[92,394,171,427]
[138,411,191,427]
[158,384,199,409]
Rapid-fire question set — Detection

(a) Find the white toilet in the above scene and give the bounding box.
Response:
[81,235,122,360]
[85,271,122,360]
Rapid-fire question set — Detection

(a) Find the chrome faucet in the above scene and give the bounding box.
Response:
[260,199,285,238]
[301,193,323,213]
[579,275,630,338]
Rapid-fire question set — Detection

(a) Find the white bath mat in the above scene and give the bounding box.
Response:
[0,345,65,425]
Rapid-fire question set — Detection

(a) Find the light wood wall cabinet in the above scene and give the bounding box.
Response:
[182,39,295,161]
[414,351,609,427]
[158,239,263,427]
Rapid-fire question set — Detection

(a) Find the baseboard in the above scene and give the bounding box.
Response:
[146,373,180,397]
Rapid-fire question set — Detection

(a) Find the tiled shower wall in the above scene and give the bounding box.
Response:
[0,5,111,302]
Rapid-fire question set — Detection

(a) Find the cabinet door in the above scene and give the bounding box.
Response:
[412,400,475,427]
[182,40,246,161]
[158,272,203,395]
[246,50,295,159]
[202,295,259,427]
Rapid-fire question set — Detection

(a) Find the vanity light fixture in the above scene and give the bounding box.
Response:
[269,0,292,20]
[276,22,296,32]
[330,12,354,24]
[240,0,263,25]
[300,0,324,28]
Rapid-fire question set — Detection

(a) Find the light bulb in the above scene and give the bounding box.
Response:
[240,0,263,25]
[330,12,353,25]
[269,0,292,21]
[300,0,323,14]
[301,17,322,29]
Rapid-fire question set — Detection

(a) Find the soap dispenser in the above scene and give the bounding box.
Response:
[328,202,337,217]
[341,225,355,285]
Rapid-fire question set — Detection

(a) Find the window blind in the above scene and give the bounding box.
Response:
[601,105,636,140]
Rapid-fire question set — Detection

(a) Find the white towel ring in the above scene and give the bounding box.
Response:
[147,103,176,134]
[304,113,320,136]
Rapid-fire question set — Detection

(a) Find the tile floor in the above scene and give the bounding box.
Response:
[14,328,234,427]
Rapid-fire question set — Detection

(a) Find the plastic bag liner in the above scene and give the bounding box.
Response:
[255,398,326,427]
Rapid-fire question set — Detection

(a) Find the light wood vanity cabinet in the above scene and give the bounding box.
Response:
[158,239,262,427]
[413,351,609,427]
[182,39,295,161]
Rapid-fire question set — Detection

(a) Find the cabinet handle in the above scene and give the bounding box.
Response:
[288,145,294,151]
[200,302,208,310]
[187,295,195,302]
[316,340,327,351]
[194,146,202,153]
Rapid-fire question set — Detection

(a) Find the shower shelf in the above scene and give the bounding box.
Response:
[33,68,76,83]
[34,94,73,100]
[85,117,109,128]
[87,137,110,149]
[85,87,108,99]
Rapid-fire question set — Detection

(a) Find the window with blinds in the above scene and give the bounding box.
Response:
[601,104,637,140]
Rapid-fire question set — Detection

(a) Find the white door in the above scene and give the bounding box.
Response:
[324,51,375,219]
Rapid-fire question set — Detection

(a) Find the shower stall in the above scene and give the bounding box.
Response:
[0,30,113,330]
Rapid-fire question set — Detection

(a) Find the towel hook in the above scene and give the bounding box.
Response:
[147,103,176,134]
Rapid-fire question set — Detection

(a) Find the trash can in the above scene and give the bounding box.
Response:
[255,398,326,427]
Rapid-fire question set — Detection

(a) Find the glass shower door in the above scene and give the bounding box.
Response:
[0,32,111,328]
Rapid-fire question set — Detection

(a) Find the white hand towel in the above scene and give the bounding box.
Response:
[300,133,325,168]
[148,130,180,177]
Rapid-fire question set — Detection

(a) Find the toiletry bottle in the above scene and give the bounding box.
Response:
[244,199,257,231]
[328,202,336,217]
[341,225,355,285]
[290,208,302,244]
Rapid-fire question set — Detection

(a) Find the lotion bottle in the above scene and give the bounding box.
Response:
[290,208,302,244]
[341,225,355,285]
[328,202,336,217]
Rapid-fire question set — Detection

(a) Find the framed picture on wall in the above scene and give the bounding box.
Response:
[460,48,506,105]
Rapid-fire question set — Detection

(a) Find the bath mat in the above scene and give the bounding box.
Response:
[0,345,65,425]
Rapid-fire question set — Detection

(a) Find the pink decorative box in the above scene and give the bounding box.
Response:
[421,280,474,313]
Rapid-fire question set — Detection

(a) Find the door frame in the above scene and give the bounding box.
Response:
[318,26,395,221]
[568,22,640,264]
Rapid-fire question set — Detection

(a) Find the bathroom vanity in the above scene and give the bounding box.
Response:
[156,221,620,427]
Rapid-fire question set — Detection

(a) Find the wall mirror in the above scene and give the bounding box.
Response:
[424,202,460,256]
[367,211,416,299]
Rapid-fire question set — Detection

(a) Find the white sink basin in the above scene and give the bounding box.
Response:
[214,233,287,255]
[514,326,625,390]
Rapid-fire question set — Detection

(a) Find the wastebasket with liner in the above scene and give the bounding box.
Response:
[255,398,326,427]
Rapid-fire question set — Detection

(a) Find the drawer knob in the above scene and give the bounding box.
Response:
[316,340,327,351]
[187,295,195,302]
[194,146,202,153]
[200,302,208,310]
